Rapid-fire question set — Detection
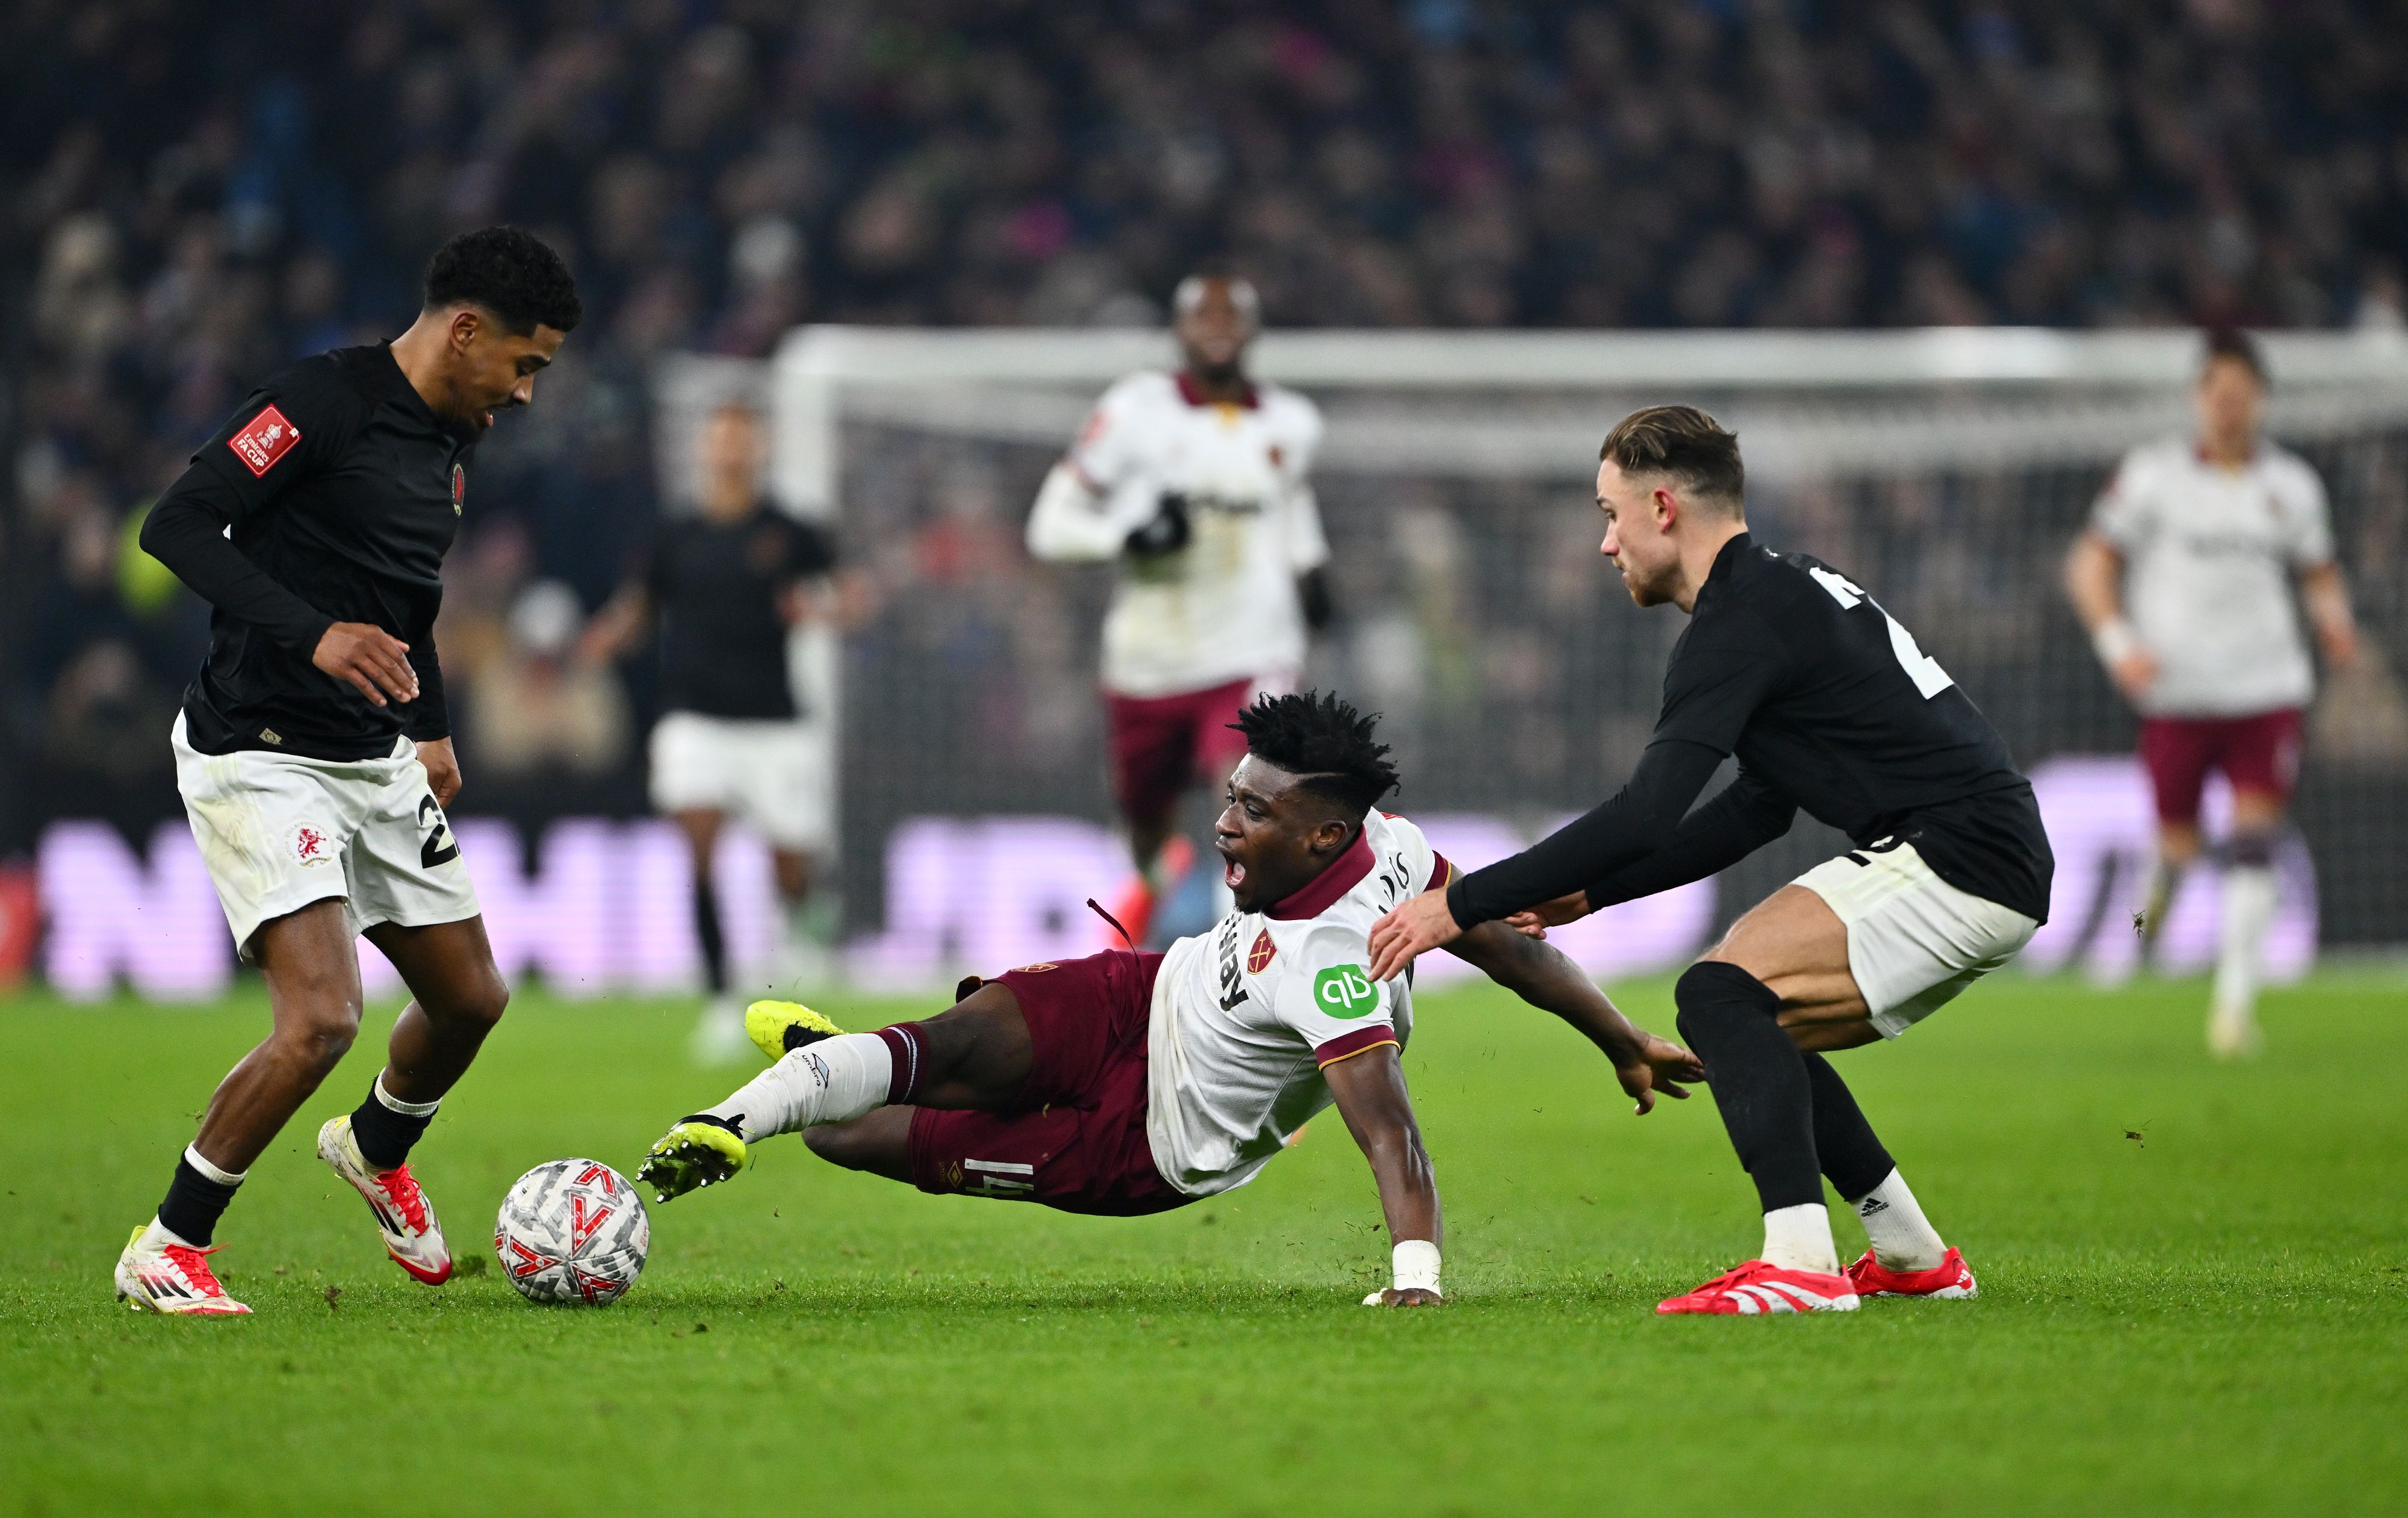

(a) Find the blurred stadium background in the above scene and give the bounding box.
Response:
[7,0,2408,1004]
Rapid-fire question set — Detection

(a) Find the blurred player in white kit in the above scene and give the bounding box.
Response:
[1025,275,1333,945]
[2066,330,2361,1057]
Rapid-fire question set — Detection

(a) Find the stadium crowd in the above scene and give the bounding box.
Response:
[6,0,2408,852]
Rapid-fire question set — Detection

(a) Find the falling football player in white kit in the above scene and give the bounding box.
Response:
[2066,329,2361,1057]
[639,692,1702,1308]
[1025,275,1333,947]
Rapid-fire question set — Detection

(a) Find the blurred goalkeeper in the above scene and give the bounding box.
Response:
[2061,335,2360,1060]
[1025,275,1333,947]
[2065,329,2360,1058]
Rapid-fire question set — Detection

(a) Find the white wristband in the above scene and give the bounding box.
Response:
[1362,1240,1444,1304]
[2092,618,2140,666]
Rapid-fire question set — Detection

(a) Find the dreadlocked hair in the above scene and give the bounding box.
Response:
[1231,690,1400,820]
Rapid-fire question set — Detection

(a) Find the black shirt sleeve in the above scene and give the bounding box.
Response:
[1578,767,1795,909]
[402,600,450,743]
[1446,739,1727,927]
[139,464,335,653]
[138,375,359,653]
[1444,603,1790,929]
[638,524,674,604]
[787,517,840,576]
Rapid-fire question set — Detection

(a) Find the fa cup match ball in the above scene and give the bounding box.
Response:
[494,1159,650,1306]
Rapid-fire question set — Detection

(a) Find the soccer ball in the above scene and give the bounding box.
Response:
[494,1159,650,1306]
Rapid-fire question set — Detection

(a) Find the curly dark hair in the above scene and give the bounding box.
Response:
[423,226,582,335]
[1230,690,1401,820]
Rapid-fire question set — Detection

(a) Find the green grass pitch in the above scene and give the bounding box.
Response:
[3,969,2403,1515]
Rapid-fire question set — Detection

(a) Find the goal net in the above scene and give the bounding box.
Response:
[734,327,2408,987]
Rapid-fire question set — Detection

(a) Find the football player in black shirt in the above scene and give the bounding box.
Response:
[119,228,579,1314]
[1370,406,2055,1316]
[580,401,852,1062]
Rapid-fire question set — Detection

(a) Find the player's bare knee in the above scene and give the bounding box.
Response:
[275,1002,361,1078]
[445,969,510,1031]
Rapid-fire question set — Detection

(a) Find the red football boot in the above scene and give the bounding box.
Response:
[1845,1245,1978,1299]
[1656,1259,1860,1315]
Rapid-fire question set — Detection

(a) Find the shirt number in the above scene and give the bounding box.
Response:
[1808,567,1954,698]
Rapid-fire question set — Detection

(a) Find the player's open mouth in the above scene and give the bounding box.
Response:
[1221,853,1245,889]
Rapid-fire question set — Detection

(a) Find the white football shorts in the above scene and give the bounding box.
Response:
[1793,839,2039,1037]
[647,711,833,851]
[172,714,480,962]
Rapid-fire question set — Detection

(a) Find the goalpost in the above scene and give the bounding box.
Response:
[743,326,2408,982]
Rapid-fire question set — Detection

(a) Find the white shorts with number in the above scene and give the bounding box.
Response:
[172,714,479,962]
[1794,839,2038,1038]
[647,712,833,852]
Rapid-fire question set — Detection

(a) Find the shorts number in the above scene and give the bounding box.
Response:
[417,794,460,868]
[1808,567,1954,698]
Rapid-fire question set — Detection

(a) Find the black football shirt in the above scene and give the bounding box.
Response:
[1450,532,2054,925]
[642,506,838,720]
[147,343,471,761]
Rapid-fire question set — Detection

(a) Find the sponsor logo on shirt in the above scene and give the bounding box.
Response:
[1247,929,1276,974]
[228,405,302,477]
[1215,916,1248,1011]
[1315,964,1377,1017]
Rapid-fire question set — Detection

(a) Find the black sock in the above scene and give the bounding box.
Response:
[1802,1052,1894,1201]
[158,1151,241,1246]
[350,1080,438,1169]
[1675,962,1823,1213]
[694,874,727,995]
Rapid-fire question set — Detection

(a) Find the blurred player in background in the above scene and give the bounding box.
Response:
[2066,331,2360,1058]
[122,228,579,1314]
[582,402,862,1062]
[1025,276,1333,947]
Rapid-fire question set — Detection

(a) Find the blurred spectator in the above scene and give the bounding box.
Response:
[468,580,631,778]
[6,0,2408,851]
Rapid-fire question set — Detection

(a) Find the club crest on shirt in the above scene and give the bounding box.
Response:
[1247,929,1276,974]
[228,405,302,477]
[452,462,465,514]
[293,824,334,866]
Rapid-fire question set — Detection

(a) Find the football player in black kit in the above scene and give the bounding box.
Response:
[1370,406,2054,1316]
[579,401,851,1063]
[118,228,579,1314]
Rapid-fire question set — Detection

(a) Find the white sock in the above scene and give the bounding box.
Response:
[704,1032,893,1143]
[1760,1202,1839,1274]
[1850,1168,1946,1271]
[182,1143,247,1186]
[372,1072,441,1118]
[140,1216,199,1251]
[2213,865,2277,1021]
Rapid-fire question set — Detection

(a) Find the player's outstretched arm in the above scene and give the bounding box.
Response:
[575,583,653,666]
[2300,561,2361,667]
[1445,921,1701,1115]
[2065,529,2159,700]
[1024,462,1129,561]
[1321,1046,1443,1307]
